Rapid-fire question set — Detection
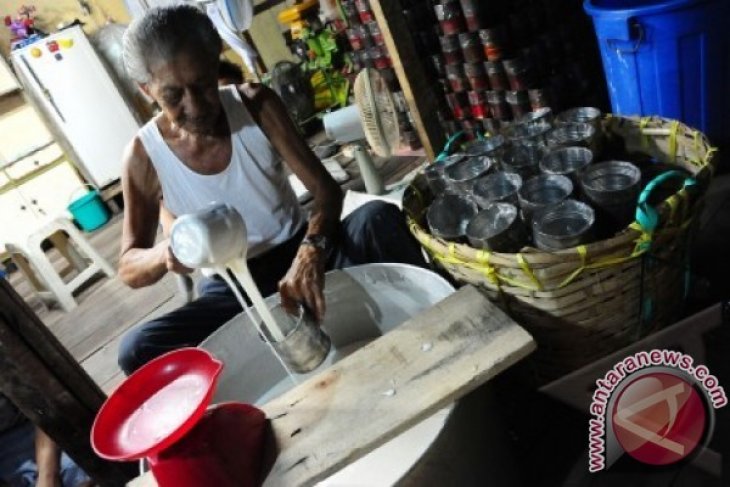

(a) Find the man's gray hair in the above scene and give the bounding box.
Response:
[123,4,223,83]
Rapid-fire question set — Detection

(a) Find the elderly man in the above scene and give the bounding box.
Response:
[117,5,426,375]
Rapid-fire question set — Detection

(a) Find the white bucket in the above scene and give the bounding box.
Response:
[200,263,456,486]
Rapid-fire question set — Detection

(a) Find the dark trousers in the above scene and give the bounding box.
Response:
[118,201,427,375]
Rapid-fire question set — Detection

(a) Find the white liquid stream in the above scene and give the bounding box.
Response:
[215,258,299,383]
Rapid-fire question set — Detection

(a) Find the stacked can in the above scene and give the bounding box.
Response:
[341,0,422,150]
[419,0,605,141]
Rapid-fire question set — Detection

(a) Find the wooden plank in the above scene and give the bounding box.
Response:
[0,279,136,486]
[260,285,534,486]
[80,295,182,393]
[370,0,445,160]
[128,286,534,487]
[53,276,178,362]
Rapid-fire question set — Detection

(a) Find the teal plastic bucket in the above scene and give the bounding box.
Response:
[68,189,111,232]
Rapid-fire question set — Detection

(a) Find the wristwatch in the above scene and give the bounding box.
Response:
[301,234,333,258]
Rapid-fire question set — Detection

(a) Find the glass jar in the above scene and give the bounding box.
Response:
[369,46,391,69]
[355,0,373,23]
[357,49,374,69]
[484,61,509,91]
[341,0,360,25]
[479,27,506,62]
[356,23,374,49]
[459,0,482,32]
[367,22,384,46]
[464,62,489,91]
[505,90,531,119]
[459,32,484,64]
[440,35,463,65]
[468,90,490,120]
[503,57,536,91]
[445,63,469,93]
[445,92,471,120]
[346,28,364,51]
[434,0,465,36]
[486,90,512,121]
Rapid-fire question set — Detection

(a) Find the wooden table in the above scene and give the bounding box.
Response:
[129,286,535,487]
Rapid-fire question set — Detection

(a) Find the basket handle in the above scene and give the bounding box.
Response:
[635,170,697,233]
[68,184,99,205]
[435,131,465,163]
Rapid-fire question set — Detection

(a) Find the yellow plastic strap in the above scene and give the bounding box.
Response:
[693,130,701,156]
[665,196,679,225]
[516,253,542,291]
[705,146,718,175]
[476,250,499,285]
[433,242,462,266]
[669,121,680,162]
[557,245,588,289]
[629,222,653,255]
[639,117,650,148]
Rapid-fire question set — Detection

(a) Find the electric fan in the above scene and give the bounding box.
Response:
[323,68,401,194]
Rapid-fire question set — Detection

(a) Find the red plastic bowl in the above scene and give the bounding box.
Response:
[91,348,223,461]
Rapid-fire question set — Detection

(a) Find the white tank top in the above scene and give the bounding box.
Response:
[138,86,305,259]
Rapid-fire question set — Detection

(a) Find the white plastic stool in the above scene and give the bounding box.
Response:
[4,216,114,311]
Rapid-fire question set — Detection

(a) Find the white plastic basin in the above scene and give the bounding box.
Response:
[200,263,456,486]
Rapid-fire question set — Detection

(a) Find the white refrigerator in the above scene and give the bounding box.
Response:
[11,26,140,188]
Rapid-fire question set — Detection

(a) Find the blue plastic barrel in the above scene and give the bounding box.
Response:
[584,0,730,147]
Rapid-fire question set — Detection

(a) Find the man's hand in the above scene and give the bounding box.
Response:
[278,245,326,321]
[164,240,194,275]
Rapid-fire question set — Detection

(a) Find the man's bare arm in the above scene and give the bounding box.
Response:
[118,137,186,288]
[242,84,343,320]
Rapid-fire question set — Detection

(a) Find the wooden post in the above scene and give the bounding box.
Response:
[370,0,445,160]
[0,279,136,486]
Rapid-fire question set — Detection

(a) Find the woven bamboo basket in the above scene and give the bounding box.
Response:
[403,115,717,382]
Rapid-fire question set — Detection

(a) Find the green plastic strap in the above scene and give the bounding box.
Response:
[635,170,697,233]
[435,131,465,162]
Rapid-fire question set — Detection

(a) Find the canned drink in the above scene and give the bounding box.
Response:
[464,62,490,91]
[484,61,509,91]
[435,0,465,36]
[459,32,484,64]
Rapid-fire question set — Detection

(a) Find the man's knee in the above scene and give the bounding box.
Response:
[118,325,150,376]
[344,200,401,236]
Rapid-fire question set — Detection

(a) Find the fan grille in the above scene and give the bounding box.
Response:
[353,68,400,157]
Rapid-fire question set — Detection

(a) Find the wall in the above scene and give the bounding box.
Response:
[1,0,295,72]
[248,0,296,70]
[0,0,130,57]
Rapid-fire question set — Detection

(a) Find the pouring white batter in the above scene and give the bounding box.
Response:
[169,204,295,372]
